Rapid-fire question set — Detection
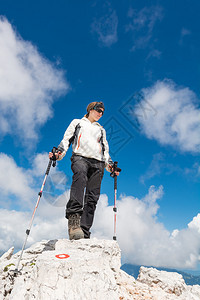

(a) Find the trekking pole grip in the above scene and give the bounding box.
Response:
[110,162,121,183]
[51,147,58,167]
[45,159,52,175]
[45,146,57,175]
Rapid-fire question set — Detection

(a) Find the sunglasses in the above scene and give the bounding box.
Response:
[94,108,104,115]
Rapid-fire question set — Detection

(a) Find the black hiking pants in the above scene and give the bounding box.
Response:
[66,154,105,238]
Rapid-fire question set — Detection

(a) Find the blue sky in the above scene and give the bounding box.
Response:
[0,0,200,271]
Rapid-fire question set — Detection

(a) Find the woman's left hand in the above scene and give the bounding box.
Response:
[108,164,120,176]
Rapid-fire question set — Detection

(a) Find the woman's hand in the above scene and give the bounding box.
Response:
[108,164,120,176]
[49,151,61,160]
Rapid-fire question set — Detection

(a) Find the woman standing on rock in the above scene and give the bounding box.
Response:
[49,101,120,240]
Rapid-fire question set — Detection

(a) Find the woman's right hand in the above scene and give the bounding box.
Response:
[49,151,61,160]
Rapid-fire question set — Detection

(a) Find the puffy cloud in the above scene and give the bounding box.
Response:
[0,152,69,252]
[0,207,67,253]
[30,152,52,177]
[188,214,200,233]
[0,153,35,209]
[0,152,69,210]
[91,7,118,47]
[0,209,31,252]
[93,186,200,269]
[134,80,200,153]
[0,17,69,145]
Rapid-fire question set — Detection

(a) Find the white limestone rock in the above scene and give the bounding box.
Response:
[1,238,122,300]
[1,238,200,300]
[0,247,14,262]
[137,266,200,300]
[138,266,187,296]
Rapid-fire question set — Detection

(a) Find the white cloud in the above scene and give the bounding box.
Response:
[140,153,165,184]
[31,152,51,177]
[0,207,67,253]
[92,186,200,269]
[0,152,69,209]
[0,17,69,145]
[91,9,118,47]
[0,152,69,252]
[184,162,200,180]
[0,153,35,209]
[126,6,163,51]
[0,209,30,252]
[134,80,200,153]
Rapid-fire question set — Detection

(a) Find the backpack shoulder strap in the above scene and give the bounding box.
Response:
[68,123,80,147]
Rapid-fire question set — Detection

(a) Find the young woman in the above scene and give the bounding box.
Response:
[49,101,119,240]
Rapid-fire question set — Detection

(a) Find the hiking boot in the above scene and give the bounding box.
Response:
[68,213,84,240]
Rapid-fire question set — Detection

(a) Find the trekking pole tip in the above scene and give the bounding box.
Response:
[9,268,22,277]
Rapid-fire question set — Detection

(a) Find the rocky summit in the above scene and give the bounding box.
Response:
[0,238,200,300]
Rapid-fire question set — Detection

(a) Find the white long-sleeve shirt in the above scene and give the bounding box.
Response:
[57,117,113,170]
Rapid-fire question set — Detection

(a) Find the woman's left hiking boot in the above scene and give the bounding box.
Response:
[68,213,84,240]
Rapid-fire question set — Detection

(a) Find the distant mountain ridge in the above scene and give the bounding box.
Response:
[121,263,200,286]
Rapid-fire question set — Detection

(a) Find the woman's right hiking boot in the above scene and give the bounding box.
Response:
[68,213,84,240]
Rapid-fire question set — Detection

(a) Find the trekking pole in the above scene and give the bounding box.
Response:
[110,162,121,241]
[13,147,58,275]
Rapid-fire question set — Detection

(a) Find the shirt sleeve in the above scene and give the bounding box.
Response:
[102,128,114,172]
[57,119,79,160]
